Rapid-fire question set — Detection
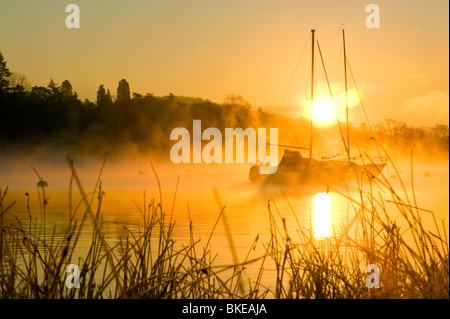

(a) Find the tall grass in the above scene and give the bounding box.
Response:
[0,153,448,299]
[262,149,449,299]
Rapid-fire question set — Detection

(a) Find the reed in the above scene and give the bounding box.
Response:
[0,153,447,299]
[262,149,448,299]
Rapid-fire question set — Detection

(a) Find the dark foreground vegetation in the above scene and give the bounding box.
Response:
[0,153,448,299]
[0,52,448,159]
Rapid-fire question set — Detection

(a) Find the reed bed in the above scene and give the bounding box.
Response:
[263,149,449,299]
[0,153,448,299]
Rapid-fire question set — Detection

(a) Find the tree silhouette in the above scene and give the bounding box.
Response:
[97,84,107,106]
[47,79,62,103]
[30,86,51,102]
[8,72,31,91]
[106,89,113,104]
[223,94,251,107]
[97,84,113,107]
[61,80,73,99]
[133,92,143,99]
[116,79,130,103]
[0,52,11,92]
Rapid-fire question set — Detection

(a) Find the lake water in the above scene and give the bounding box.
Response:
[0,150,448,291]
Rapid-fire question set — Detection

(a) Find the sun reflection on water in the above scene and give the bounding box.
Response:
[313,192,332,239]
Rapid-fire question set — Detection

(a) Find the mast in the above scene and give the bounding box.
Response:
[310,29,315,160]
[342,28,350,162]
[317,39,349,158]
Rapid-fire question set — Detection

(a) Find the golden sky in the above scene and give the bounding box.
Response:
[0,0,448,125]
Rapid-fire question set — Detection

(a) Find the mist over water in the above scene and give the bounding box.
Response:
[1,148,448,274]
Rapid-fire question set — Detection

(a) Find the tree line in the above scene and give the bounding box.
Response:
[0,51,448,158]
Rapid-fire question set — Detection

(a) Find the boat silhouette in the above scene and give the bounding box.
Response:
[249,29,387,185]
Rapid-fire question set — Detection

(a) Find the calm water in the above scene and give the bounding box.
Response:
[1,151,449,286]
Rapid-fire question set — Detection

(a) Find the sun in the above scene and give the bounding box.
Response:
[313,100,334,122]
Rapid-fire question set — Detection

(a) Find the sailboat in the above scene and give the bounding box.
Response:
[249,29,387,184]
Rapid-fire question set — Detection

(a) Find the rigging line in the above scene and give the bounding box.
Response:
[333,38,343,109]
[266,143,310,150]
[277,32,311,114]
[316,37,349,156]
[318,139,343,157]
[334,34,343,98]
[346,57,390,174]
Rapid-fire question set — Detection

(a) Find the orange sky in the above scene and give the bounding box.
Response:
[0,0,448,126]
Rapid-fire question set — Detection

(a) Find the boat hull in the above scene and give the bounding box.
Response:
[249,150,386,185]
